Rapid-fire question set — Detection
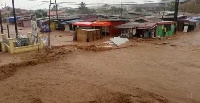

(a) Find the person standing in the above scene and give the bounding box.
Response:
[31,15,38,44]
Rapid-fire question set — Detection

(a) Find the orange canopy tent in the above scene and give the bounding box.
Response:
[91,21,111,26]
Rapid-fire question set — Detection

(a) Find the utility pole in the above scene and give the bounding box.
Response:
[7,25,10,38]
[120,1,122,17]
[162,7,166,20]
[0,10,3,34]
[48,0,52,50]
[174,0,179,21]
[55,0,58,20]
[12,0,18,38]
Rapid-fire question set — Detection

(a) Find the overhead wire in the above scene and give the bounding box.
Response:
[27,2,49,10]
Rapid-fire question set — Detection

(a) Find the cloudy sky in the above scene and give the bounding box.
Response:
[0,0,160,10]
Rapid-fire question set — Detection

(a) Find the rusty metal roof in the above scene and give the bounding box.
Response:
[137,23,157,29]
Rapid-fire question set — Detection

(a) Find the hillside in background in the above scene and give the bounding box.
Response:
[180,0,200,14]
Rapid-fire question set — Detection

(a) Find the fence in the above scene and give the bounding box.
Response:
[1,33,44,54]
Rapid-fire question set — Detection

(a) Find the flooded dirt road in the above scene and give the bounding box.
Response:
[0,30,200,103]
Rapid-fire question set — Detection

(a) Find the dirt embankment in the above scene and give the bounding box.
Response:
[87,89,170,103]
[0,46,72,81]
[27,89,170,103]
[0,43,135,81]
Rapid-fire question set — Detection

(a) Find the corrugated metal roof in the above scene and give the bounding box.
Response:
[157,21,176,25]
[98,19,129,22]
[116,22,157,29]
[115,22,140,29]
[137,23,157,29]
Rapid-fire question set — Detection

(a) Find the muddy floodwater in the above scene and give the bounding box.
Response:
[0,28,200,103]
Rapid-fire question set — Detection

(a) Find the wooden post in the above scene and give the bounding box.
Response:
[12,0,19,38]
[8,38,14,54]
[105,26,106,37]
[39,35,44,49]
[174,0,179,22]
[7,25,10,38]
[28,32,32,45]
[1,34,6,52]
[48,0,52,50]
[0,11,3,34]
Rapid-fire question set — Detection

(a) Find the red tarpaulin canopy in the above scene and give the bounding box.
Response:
[72,22,92,27]
[92,21,111,26]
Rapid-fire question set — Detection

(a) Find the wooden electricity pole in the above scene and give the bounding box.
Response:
[12,0,18,38]
[120,1,122,17]
[48,0,52,50]
[55,0,58,20]
[174,0,179,21]
[0,10,3,34]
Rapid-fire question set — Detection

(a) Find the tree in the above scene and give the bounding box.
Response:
[52,4,58,11]
[66,9,77,14]
[34,9,47,18]
[180,1,200,14]
[78,2,90,14]
[135,7,142,12]
[167,2,175,11]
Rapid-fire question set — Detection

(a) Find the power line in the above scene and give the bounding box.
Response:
[28,2,49,10]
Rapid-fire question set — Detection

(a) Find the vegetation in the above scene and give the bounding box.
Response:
[52,5,57,11]
[180,1,200,13]
[78,2,95,14]
[135,7,142,12]
[66,9,77,14]
[34,9,47,18]
[110,6,124,13]
[167,2,175,11]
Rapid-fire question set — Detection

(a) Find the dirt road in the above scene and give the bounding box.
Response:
[0,30,200,103]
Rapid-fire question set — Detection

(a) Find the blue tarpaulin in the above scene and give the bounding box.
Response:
[61,22,67,25]
[9,17,20,23]
[65,19,83,24]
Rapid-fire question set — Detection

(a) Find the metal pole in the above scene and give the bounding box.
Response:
[48,0,51,50]
[12,0,18,38]
[0,11,3,34]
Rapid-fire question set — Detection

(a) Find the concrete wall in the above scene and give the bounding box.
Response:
[1,34,44,54]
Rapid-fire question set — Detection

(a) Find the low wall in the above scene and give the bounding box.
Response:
[13,44,43,54]
[1,34,44,54]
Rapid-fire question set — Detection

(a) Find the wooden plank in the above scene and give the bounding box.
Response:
[87,31,94,42]
[77,29,87,42]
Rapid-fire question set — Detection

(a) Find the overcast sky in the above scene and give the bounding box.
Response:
[0,0,160,10]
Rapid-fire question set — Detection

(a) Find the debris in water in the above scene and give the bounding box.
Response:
[110,37,129,46]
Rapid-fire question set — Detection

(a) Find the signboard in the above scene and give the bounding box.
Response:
[183,26,188,32]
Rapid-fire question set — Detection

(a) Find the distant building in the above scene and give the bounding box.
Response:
[139,3,165,11]
[47,11,68,18]
[1,6,31,16]
[17,15,32,27]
